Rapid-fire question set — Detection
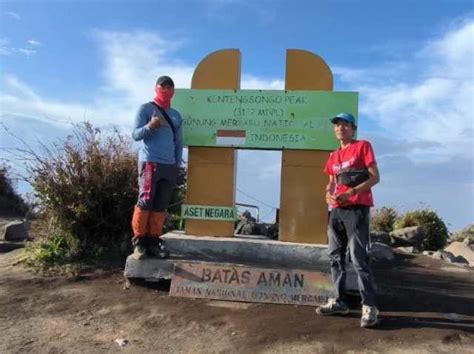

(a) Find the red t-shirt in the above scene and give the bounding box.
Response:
[324,140,377,208]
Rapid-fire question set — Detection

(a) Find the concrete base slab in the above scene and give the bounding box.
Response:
[162,231,331,271]
[124,257,174,281]
[124,231,359,292]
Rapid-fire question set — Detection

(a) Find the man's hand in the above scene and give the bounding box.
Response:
[148,114,165,129]
[335,188,355,204]
[335,192,351,204]
[326,191,337,205]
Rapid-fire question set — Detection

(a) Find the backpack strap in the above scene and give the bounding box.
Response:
[149,101,176,142]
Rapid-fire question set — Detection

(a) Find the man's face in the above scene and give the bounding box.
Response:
[334,120,354,141]
[156,84,175,99]
[159,83,174,91]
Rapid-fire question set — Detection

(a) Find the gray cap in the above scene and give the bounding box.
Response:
[156,75,174,87]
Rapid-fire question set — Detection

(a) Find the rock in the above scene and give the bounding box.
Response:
[446,313,462,322]
[451,255,469,266]
[234,220,245,234]
[241,210,256,223]
[241,223,254,235]
[390,226,424,247]
[236,218,269,237]
[115,338,128,347]
[0,242,25,253]
[390,235,414,248]
[267,223,279,240]
[422,250,434,256]
[253,223,269,237]
[396,246,415,254]
[432,250,455,262]
[444,242,474,267]
[370,231,390,245]
[370,242,394,261]
[1,220,28,241]
[235,210,264,236]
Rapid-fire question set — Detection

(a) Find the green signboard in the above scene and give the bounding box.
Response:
[173,89,358,151]
[182,204,238,221]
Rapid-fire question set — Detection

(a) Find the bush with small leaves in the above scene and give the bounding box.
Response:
[370,206,398,233]
[25,123,139,260]
[394,209,448,251]
[4,122,187,268]
[0,164,28,216]
[449,224,474,244]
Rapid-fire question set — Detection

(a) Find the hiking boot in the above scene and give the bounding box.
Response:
[361,305,379,328]
[315,299,350,316]
[147,238,170,259]
[131,244,147,260]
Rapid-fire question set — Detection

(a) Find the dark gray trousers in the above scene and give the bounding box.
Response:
[328,205,376,306]
[137,162,177,212]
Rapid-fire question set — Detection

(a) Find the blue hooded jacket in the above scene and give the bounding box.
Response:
[132,102,183,165]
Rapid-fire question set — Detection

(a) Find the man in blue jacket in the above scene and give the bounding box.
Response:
[131,75,183,259]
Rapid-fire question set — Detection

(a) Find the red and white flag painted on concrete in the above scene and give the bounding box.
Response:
[216,130,246,146]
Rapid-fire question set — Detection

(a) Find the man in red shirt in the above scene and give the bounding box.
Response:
[316,112,380,328]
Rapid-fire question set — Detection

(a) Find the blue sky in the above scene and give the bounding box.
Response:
[0,0,473,231]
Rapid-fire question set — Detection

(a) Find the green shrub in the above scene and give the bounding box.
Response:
[3,120,188,268]
[370,206,398,232]
[394,209,448,251]
[19,227,81,275]
[25,229,69,265]
[450,224,474,244]
[0,164,28,216]
[24,122,139,260]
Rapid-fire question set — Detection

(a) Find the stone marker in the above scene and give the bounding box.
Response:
[170,261,335,306]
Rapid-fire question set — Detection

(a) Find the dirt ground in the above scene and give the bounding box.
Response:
[1,236,474,353]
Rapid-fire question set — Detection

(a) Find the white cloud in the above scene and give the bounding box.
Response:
[420,20,474,79]
[337,19,474,165]
[27,40,42,47]
[0,31,185,129]
[2,75,39,100]
[2,21,472,229]
[1,29,287,224]
[4,11,20,20]
[335,19,474,229]
[17,48,36,56]
[241,75,284,90]
[1,30,284,129]
[0,38,12,56]
[1,75,90,124]
[93,30,191,101]
[0,38,42,57]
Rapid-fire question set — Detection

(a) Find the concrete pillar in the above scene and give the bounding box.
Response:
[279,49,333,244]
[185,49,241,236]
